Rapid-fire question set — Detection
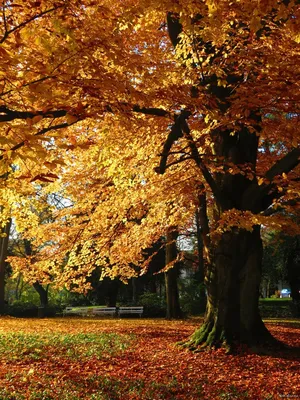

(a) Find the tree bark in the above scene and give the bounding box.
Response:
[23,239,49,311]
[195,208,204,281]
[0,219,12,313]
[165,229,182,319]
[165,10,298,351]
[184,226,276,351]
[104,279,119,307]
[33,282,49,307]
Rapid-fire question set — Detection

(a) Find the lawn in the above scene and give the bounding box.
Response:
[0,317,299,399]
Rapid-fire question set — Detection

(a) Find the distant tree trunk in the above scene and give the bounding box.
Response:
[33,282,49,307]
[105,279,119,307]
[23,239,49,311]
[165,229,182,319]
[15,273,26,301]
[132,277,137,305]
[0,219,12,313]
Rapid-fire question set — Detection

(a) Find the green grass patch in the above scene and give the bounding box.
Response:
[0,332,134,361]
[259,298,292,303]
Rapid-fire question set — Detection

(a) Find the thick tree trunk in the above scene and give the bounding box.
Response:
[195,208,204,281]
[165,229,182,319]
[0,219,11,313]
[166,12,297,351]
[185,226,276,351]
[23,239,49,314]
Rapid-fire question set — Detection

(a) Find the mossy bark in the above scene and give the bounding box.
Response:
[184,226,277,351]
[0,219,11,313]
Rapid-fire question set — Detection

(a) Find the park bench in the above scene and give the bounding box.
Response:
[92,307,116,317]
[118,306,143,317]
[63,307,91,316]
[63,306,117,317]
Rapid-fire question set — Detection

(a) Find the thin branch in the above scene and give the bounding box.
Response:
[0,5,64,44]
[2,1,7,36]
[0,121,78,161]
[262,198,299,216]
[180,117,226,208]
[164,155,193,169]
[1,76,55,97]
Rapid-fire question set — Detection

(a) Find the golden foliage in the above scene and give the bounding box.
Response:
[1,0,299,287]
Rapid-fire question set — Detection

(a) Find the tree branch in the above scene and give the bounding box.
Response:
[156,112,186,174]
[180,117,227,209]
[0,121,77,162]
[166,12,182,48]
[242,148,300,213]
[0,106,67,122]
[132,105,170,117]
[265,148,300,180]
[1,76,55,98]
[0,5,64,44]
[262,198,299,216]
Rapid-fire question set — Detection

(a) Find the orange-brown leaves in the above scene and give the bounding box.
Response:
[0,318,299,399]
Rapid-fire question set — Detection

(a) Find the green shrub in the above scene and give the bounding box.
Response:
[290,300,300,317]
[179,279,206,316]
[138,292,166,317]
[3,302,63,318]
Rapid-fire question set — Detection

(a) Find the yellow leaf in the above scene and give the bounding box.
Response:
[66,114,78,124]
[44,161,57,170]
[32,115,43,125]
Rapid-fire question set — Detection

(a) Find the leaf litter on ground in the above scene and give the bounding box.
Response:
[0,317,299,399]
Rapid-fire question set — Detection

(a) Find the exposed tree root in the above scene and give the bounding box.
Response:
[179,320,284,355]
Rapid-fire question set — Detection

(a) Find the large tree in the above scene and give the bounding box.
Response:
[2,1,300,351]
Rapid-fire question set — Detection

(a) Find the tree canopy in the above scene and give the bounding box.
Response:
[1,0,300,348]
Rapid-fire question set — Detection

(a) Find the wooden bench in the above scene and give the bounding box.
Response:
[92,307,116,317]
[63,307,91,316]
[63,307,117,317]
[118,306,143,318]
